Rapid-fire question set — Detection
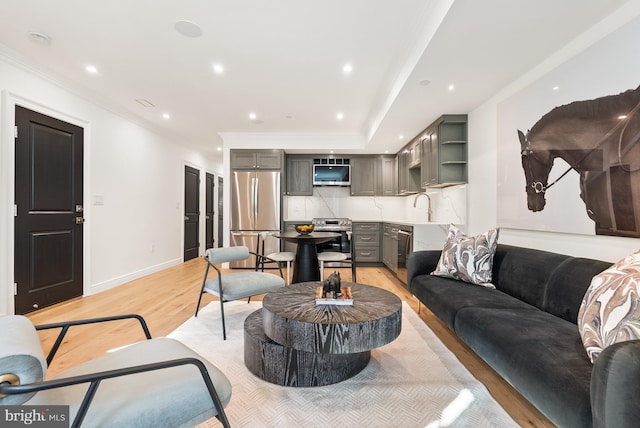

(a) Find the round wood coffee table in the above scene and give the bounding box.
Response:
[244,282,402,386]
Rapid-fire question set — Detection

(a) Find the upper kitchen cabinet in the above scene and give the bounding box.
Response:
[350,157,377,196]
[378,156,398,196]
[398,143,421,194]
[230,149,283,170]
[420,114,468,187]
[350,155,397,196]
[285,155,313,196]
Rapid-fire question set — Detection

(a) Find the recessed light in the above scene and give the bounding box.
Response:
[398,135,404,140]
[336,112,344,120]
[213,63,224,74]
[419,79,430,86]
[85,65,98,74]
[448,84,455,91]
[385,150,389,154]
[162,113,170,120]
[552,86,560,91]
[330,150,334,154]
[285,115,293,119]
[217,147,222,151]
[343,63,353,74]
[249,112,257,120]
[618,115,628,120]
[174,20,203,38]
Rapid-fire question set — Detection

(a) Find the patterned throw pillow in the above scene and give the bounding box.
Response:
[430,224,500,288]
[578,251,640,364]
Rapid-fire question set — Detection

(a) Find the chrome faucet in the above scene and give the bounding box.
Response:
[413,192,433,222]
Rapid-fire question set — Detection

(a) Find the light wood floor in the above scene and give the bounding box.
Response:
[26,258,553,427]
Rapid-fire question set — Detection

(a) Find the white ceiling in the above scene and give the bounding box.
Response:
[0,0,631,159]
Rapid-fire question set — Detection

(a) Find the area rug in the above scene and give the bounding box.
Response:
[168,301,516,428]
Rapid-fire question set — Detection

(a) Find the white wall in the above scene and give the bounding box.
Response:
[0,51,221,315]
[467,2,640,263]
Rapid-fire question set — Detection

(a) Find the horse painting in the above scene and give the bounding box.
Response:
[517,85,640,237]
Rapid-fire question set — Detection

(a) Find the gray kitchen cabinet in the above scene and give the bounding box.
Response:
[382,223,398,272]
[285,156,313,196]
[420,127,438,187]
[420,114,468,187]
[350,157,377,196]
[231,149,283,170]
[397,145,421,194]
[352,222,381,263]
[351,155,397,196]
[378,157,397,196]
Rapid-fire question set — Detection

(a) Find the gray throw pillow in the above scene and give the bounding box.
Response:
[431,224,500,288]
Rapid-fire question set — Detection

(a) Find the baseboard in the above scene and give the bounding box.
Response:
[89,258,183,295]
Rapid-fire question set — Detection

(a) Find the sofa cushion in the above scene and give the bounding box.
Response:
[454,306,593,428]
[544,257,611,324]
[431,225,499,288]
[578,251,640,363]
[411,274,535,331]
[490,245,568,310]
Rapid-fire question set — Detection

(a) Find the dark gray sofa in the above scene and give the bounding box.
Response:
[407,244,640,428]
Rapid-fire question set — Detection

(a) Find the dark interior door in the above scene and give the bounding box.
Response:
[184,165,200,261]
[218,177,224,247]
[14,106,84,314]
[205,172,215,250]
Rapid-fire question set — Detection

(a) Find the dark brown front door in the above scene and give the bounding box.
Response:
[14,106,84,314]
[205,172,215,250]
[184,165,200,261]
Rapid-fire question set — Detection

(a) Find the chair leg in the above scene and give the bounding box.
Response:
[286,260,291,285]
[319,261,324,281]
[195,264,211,317]
[219,298,227,341]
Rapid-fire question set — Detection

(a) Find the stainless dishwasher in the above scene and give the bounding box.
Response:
[396,225,413,285]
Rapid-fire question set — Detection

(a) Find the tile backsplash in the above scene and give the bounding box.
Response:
[284,185,466,224]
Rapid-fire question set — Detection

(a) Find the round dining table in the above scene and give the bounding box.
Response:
[273,231,340,283]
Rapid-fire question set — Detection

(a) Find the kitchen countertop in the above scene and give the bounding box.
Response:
[283,219,458,252]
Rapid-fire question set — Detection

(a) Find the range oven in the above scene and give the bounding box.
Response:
[312,218,352,266]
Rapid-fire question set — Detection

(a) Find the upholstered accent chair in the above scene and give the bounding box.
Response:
[0,314,232,427]
[195,246,285,339]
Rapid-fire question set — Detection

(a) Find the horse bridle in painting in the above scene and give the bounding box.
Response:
[520,144,571,194]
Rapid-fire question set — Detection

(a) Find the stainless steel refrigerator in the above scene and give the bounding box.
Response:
[230,170,281,268]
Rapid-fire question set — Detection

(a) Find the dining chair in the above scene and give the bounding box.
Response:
[0,314,231,428]
[256,232,295,285]
[195,246,285,340]
[318,231,356,282]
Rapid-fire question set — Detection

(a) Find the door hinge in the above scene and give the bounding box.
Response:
[14,125,18,139]
[14,205,17,217]
[14,283,17,296]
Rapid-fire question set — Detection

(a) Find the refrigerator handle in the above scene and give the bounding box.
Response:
[252,176,259,229]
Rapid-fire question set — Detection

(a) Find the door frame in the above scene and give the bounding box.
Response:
[1,91,91,315]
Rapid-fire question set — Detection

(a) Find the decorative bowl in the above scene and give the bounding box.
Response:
[295,224,314,235]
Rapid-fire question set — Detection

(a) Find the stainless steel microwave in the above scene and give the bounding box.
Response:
[312,164,351,186]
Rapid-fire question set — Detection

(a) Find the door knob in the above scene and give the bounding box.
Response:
[184,216,189,221]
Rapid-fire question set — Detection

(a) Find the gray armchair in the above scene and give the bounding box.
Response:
[195,246,285,340]
[0,314,231,428]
